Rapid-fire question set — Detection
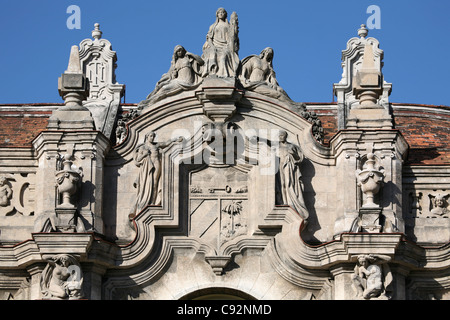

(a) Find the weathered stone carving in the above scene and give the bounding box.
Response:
[56,153,82,209]
[79,23,125,139]
[354,152,386,232]
[356,152,384,208]
[240,48,285,97]
[142,45,204,105]
[256,130,309,221]
[130,131,183,216]
[53,151,84,232]
[333,24,392,130]
[0,176,12,207]
[220,200,246,240]
[276,130,309,221]
[298,108,324,144]
[115,117,127,145]
[351,254,393,300]
[202,8,240,78]
[429,193,449,216]
[0,173,36,217]
[408,191,422,216]
[114,108,141,145]
[40,254,84,300]
[240,47,297,105]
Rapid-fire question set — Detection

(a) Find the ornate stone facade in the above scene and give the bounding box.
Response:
[0,9,449,300]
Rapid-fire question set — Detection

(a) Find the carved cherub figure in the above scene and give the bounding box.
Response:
[351,254,393,300]
[430,193,449,216]
[0,176,12,207]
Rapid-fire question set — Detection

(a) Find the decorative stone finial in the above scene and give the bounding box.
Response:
[92,23,102,40]
[48,44,95,130]
[358,24,368,39]
[57,45,89,110]
[78,22,125,138]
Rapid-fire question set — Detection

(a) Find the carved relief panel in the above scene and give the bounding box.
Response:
[0,173,35,217]
[188,165,249,250]
[405,189,450,243]
[407,190,450,218]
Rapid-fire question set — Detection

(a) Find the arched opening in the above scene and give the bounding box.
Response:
[179,287,257,300]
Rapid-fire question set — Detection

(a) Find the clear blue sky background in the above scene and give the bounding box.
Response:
[0,0,449,106]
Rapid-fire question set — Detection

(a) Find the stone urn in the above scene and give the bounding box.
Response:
[56,154,81,208]
[54,154,83,232]
[356,153,384,208]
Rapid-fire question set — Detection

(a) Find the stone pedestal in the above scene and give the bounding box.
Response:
[196,77,243,135]
[358,207,382,233]
[55,207,78,232]
[32,233,93,258]
[346,107,392,129]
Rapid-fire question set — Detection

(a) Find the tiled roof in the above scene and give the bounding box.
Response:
[0,104,56,148]
[0,103,449,166]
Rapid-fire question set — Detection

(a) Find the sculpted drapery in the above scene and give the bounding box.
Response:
[202,7,239,78]
[130,131,183,216]
[276,130,309,221]
[144,45,204,104]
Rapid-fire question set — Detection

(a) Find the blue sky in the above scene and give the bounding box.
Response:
[0,0,449,106]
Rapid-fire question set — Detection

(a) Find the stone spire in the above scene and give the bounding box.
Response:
[66,45,83,74]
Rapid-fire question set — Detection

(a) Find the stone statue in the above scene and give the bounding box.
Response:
[40,254,83,300]
[142,45,204,105]
[240,48,290,100]
[351,254,393,300]
[130,131,183,216]
[255,130,309,221]
[430,193,449,216]
[202,8,240,78]
[115,117,127,145]
[0,176,12,207]
[276,130,309,221]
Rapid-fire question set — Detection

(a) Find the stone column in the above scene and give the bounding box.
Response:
[330,265,355,300]
[80,263,107,300]
[26,263,46,300]
[333,131,361,236]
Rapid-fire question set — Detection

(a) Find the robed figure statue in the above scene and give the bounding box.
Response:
[202,7,240,78]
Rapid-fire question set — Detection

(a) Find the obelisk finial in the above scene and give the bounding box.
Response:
[66,45,82,74]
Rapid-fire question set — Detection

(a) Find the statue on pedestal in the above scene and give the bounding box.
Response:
[202,8,240,78]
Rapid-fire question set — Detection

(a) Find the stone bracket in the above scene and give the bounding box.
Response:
[205,255,232,276]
